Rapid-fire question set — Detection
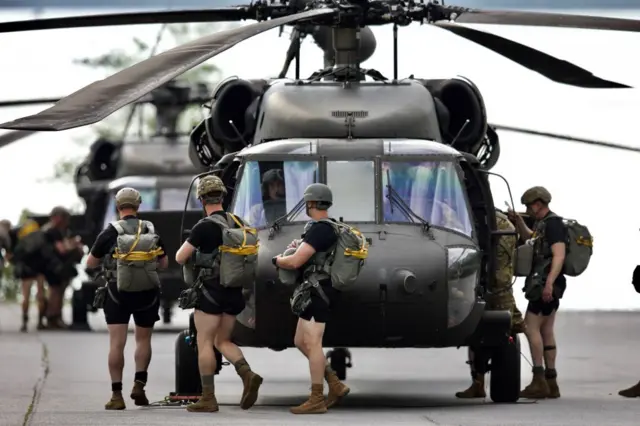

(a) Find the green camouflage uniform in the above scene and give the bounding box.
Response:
[486,210,524,333]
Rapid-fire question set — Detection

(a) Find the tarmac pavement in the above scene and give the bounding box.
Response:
[1,303,639,426]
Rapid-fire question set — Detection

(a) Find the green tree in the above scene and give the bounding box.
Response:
[52,23,227,182]
[1,208,33,302]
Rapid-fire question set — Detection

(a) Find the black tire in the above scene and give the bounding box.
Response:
[174,330,201,395]
[329,349,347,381]
[490,335,521,403]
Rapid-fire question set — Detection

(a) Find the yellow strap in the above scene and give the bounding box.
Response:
[576,236,593,247]
[114,247,165,261]
[220,245,258,256]
[226,213,257,249]
[17,220,40,239]
[113,220,143,260]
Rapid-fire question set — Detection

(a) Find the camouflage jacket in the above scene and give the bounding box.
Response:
[494,211,516,288]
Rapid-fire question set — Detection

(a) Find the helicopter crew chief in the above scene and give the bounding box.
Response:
[456,208,525,399]
[175,175,263,413]
[508,186,565,400]
[86,188,168,410]
[250,168,287,226]
[274,183,350,415]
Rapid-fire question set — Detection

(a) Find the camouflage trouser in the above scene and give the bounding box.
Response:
[486,284,524,333]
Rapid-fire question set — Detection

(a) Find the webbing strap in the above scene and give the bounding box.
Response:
[107,285,158,312]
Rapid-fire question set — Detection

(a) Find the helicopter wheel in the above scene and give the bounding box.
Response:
[489,334,521,403]
[326,348,352,381]
[174,330,201,396]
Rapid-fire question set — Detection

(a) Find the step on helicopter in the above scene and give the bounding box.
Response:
[0,78,214,327]
[2,0,640,404]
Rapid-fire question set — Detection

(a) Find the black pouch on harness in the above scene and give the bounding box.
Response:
[93,286,107,309]
[290,282,312,316]
[178,286,200,310]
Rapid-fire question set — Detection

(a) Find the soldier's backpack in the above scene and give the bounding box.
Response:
[204,213,259,288]
[315,219,369,291]
[111,219,164,292]
[13,219,46,260]
[547,215,593,277]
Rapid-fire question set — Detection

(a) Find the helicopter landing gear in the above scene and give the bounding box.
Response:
[489,334,521,403]
[326,348,352,381]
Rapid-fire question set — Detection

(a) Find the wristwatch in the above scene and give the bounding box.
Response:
[272,256,278,267]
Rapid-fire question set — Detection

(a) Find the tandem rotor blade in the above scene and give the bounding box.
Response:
[0,9,250,33]
[435,23,630,89]
[492,124,640,153]
[0,8,336,131]
[0,130,37,148]
[446,8,640,33]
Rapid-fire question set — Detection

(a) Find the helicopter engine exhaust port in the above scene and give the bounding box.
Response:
[85,138,121,181]
[420,78,487,153]
[208,78,262,152]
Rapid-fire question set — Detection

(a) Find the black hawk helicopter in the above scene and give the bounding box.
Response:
[2,0,640,404]
[0,80,214,326]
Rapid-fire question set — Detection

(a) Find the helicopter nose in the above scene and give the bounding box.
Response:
[393,269,418,294]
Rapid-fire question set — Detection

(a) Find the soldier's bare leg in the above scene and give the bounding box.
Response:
[35,276,46,329]
[541,310,560,398]
[214,314,263,409]
[105,324,128,410]
[520,308,550,398]
[187,309,221,412]
[20,278,33,332]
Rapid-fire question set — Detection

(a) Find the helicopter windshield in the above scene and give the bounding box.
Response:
[231,160,319,228]
[382,161,473,236]
[326,161,375,222]
[102,187,158,229]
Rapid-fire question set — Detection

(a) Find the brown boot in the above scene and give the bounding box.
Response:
[455,374,486,399]
[325,367,350,408]
[130,380,149,406]
[186,385,219,412]
[545,369,560,399]
[618,381,640,398]
[290,384,327,414]
[520,367,550,399]
[239,371,263,410]
[105,392,126,410]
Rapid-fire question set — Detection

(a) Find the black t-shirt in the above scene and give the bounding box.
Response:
[90,215,167,259]
[302,220,339,289]
[542,212,567,297]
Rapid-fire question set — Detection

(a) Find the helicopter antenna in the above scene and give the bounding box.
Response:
[449,119,470,146]
[121,24,167,140]
[393,24,398,81]
[228,120,248,147]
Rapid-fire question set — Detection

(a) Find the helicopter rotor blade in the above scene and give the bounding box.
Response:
[434,23,630,89]
[0,8,336,132]
[0,130,37,148]
[491,124,640,153]
[445,8,640,33]
[0,98,61,108]
[0,9,249,34]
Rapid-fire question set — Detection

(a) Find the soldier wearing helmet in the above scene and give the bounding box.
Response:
[274,183,350,415]
[175,175,263,413]
[508,186,566,400]
[86,187,169,410]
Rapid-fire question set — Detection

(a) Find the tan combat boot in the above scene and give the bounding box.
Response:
[105,391,126,410]
[545,369,560,399]
[618,380,640,398]
[130,380,149,406]
[455,373,486,399]
[520,367,550,399]
[236,362,263,410]
[186,385,219,412]
[290,384,327,414]
[325,367,350,408]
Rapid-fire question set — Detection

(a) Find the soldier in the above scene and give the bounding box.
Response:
[86,188,169,410]
[508,186,565,399]
[250,168,287,226]
[273,183,350,415]
[175,175,263,413]
[456,209,525,399]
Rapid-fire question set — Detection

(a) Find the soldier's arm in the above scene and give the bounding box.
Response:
[545,219,566,286]
[276,242,315,270]
[86,227,115,268]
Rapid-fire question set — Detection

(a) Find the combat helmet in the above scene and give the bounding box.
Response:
[303,183,333,210]
[521,186,552,205]
[115,188,142,209]
[197,175,227,200]
[50,205,71,218]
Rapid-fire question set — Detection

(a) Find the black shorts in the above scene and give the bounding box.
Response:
[13,262,42,280]
[298,283,339,324]
[196,281,245,316]
[527,298,560,316]
[104,282,160,328]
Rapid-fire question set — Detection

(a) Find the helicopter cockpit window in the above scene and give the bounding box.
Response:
[160,188,200,211]
[102,188,158,229]
[326,161,375,222]
[382,161,473,236]
[231,160,319,228]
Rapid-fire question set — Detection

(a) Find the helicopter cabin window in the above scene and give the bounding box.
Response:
[102,188,159,229]
[326,161,375,222]
[382,161,473,236]
[160,188,200,211]
[231,160,319,228]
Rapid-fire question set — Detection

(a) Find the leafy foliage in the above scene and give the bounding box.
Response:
[1,208,33,302]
